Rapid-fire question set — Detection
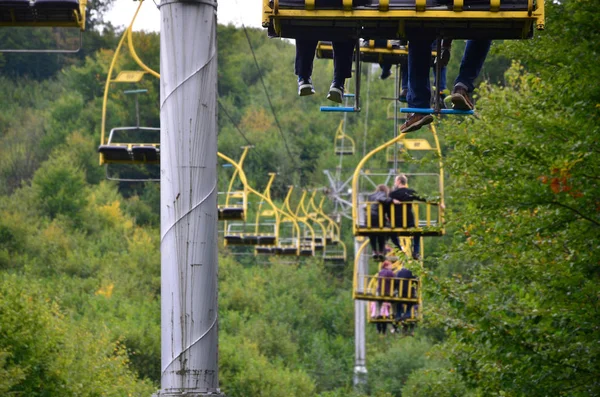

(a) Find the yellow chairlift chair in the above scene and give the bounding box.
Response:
[222,170,280,247]
[353,239,423,323]
[264,0,544,115]
[284,186,317,257]
[255,175,302,256]
[352,124,445,238]
[98,1,160,181]
[0,0,87,52]
[332,119,356,156]
[263,0,545,42]
[218,146,250,221]
[298,190,328,252]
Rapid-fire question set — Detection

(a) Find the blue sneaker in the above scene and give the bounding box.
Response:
[327,82,344,104]
[298,77,315,96]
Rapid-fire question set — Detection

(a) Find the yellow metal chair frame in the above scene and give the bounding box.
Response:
[353,240,423,322]
[0,0,87,29]
[317,40,408,65]
[98,0,160,171]
[255,176,302,256]
[332,119,356,156]
[352,124,445,237]
[0,0,88,52]
[263,0,544,40]
[298,190,328,252]
[222,170,280,247]
[284,186,316,257]
[218,147,250,221]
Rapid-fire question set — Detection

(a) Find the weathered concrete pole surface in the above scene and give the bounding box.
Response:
[156,0,223,396]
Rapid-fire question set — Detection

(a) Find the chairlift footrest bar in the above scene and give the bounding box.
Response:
[400,107,474,115]
[320,106,360,113]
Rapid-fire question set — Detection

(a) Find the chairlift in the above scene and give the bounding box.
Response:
[353,239,423,325]
[98,2,160,182]
[223,172,280,247]
[352,125,445,237]
[332,119,355,156]
[217,147,250,221]
[0,0,87,53]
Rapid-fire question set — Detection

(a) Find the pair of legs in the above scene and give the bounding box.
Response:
[369,233,403,257]
[401,39,492,133]
[369,234,386,258]
[395,302,415,321]
[295,39,354,102]
[376,322,388,334]
[411,235,421,260]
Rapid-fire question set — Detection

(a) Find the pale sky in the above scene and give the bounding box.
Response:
[106,0,263,32]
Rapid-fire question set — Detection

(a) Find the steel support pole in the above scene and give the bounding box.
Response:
[353,237,368,390]
[155,0,223,396]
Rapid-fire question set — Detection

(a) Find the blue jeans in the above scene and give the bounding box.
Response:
[408,39,491,108]
[401,64,408,91]
[412,235,421,258]
[295,39,354,83]
[454,40,492,92]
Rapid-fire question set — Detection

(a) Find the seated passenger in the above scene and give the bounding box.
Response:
[366,184,403,258]
[377,260,395,298]
[367,184,389,259]
[370,301,392,335]
[296,39,354,103]
[395,264,417,321]
[389,174,425,260]
[400,39,492,133]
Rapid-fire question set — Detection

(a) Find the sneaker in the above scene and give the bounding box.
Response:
[380,68,392,80]
[398,89,408,102]
[298,77,315,96]
[400,113,434,133]
[327,82,344,104]
[412,253,421,261]
[450,84,473,111]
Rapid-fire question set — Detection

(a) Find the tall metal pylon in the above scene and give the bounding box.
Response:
[155,0,224,396]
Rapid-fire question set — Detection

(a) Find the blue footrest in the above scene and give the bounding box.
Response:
[320,106,360,113]
[400,107,474,115]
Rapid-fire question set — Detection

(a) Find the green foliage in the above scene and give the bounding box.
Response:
[0,274,155,396]
[32,152,88,223]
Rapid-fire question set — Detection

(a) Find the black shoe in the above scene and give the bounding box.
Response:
[327,82,344,103]
[412,253,421,261]
[380,68,392,80]
[298,77,315,96]
[398,89,408,102]
[400,113,434,133]
[450,84,473,111]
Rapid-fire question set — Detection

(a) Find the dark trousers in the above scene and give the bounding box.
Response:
[388,234,402,251]
[408,39,491,108]
[376,322,388,334]
[412,235,421,258]
[295,39,354,83]
[454,40,492,92]
[369,234,386,253]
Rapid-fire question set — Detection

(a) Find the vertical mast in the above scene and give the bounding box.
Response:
[354,237,368,390]
[157,0,223,396]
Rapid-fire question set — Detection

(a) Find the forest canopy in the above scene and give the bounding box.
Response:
[0,0,598,396]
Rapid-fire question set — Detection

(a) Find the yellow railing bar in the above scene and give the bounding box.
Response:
[255,172,277,234]
[352,239,370,296]
[224,146,250,212]
[218,153,280,246]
